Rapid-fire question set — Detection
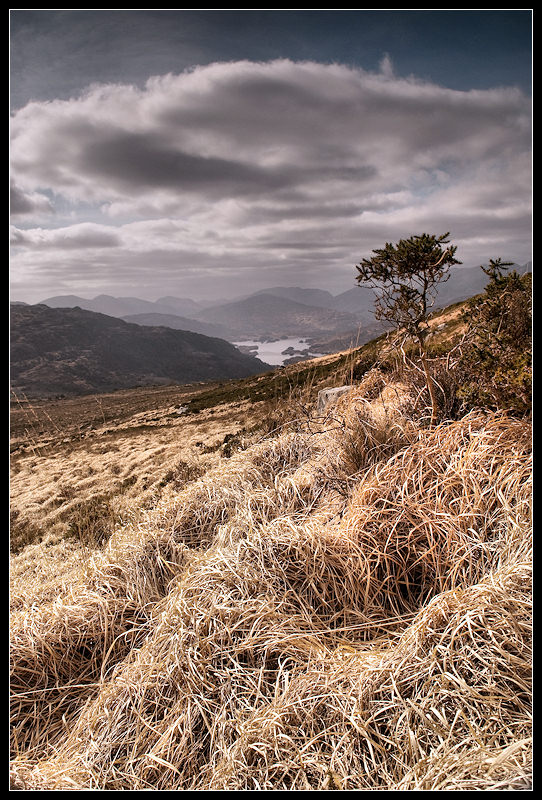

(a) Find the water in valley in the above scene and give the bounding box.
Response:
[234,338,324,366]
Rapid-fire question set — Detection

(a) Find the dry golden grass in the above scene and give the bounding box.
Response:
[9,395,260,566]
[10,379,531,790]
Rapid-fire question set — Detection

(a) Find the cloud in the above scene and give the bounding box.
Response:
[78,131,302,196]
[11,222,121,250]
[10,180,53,217]
[378,53,395,79]
[9,59,531,301]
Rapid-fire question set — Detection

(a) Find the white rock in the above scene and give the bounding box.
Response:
[317,386,352,413]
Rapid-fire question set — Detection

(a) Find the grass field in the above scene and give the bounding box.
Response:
[10,310,532,790]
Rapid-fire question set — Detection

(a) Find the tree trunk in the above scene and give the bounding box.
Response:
[419,341,438,427]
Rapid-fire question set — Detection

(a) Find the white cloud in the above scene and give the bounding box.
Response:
[10,222,121,250]
[9,59,532,301]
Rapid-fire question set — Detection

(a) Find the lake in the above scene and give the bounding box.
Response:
[234,338,324,366]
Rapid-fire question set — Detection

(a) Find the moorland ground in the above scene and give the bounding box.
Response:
[10,296,532,790]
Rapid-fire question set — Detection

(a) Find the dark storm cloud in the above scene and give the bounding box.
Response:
[10,64,380,206]
[79,132,295,195]
[159,71,339,139]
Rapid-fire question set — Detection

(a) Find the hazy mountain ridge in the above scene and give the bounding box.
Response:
[249,286,337,308]
[432,261,531,307]
[34,261,531,319]
[10,304,270,398]
[39,294,203,319]
[120,313,237,341]
[154,296,204,316]
[192,293,361,339]
[28,261,531,347]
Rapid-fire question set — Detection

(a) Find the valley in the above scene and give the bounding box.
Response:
[233,337,324,365]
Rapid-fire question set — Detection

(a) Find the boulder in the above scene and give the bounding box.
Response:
[317,385,352,413]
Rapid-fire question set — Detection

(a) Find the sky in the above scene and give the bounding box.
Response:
[10,9,533,304]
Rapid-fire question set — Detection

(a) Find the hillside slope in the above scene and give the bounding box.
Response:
[121,312,237,341]
[10,303,269,398]
[10,379,532,790]
[10,291,532,791]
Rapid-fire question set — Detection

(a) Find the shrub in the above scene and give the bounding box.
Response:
[457,262,531,415]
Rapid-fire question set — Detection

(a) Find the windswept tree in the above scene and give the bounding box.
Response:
[356,232,461,425]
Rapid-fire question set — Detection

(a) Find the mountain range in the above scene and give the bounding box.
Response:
[190,293,361,339]
[10,304,270,398]
[36,293,204,319]
[11,261,531,398]
[36,262,532,341]
[38,288,371,341]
